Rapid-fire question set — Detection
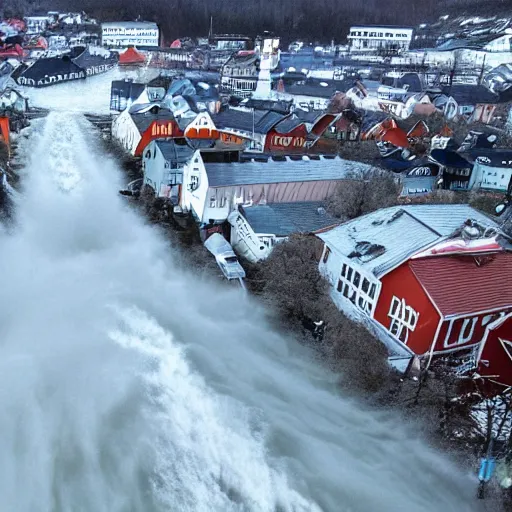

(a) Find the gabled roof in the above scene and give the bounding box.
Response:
[272,115,304,134]
[465,149,512,167]
[205,157,371,187]
[212,108,286,133]
[155,139,195,165]
[436,33,504,51]
[242,202,339,236]
[441,85,499,105]
[130,108,177,134]
[410,252,512,317]
[283,78,355,99]
[318,205,497,277]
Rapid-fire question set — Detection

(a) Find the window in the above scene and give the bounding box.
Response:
[388,296,419,344]
[323,246,331,263]
[189,175,199,191]
[336,261,377,315]
[209,196,216,208]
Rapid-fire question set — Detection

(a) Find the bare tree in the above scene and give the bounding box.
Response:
[327,168,400,220]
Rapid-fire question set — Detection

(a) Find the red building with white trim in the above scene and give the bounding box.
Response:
[318,204,512,382]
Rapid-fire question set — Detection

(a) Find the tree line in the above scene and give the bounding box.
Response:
[4,0,512,44]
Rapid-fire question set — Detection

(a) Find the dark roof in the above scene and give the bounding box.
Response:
[430,149,472,169]
[244,98,293,114]
[130,108,176,134]
[241,202,339,235]
[224,51,258,67]
[410,252,512,317]
[283,78,354,99]
[441,85,499,105]
[273,115,304,134]
[295,109,322,123]
[205,157,371,187]
[147,75,173,89]
[436,33,503,51]
[463,149,512,167]
[155,140,195,164]
[212,108,286,133]
[360,110,390,133]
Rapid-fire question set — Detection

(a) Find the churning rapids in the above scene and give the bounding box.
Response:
[0,75,478,512]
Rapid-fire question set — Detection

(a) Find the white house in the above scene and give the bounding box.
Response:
[180,156,370,225]
[348,26,414,54]
[228,202,338,262]
[24,16,48,35]
[467,150,512,194]
[142,139,197,200]
[101,21,159,48]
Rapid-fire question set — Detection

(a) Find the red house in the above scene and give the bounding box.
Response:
[318,204,512,367]
[264,113,339,154]
[476,313,512,390]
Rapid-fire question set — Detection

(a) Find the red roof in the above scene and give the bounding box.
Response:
[409,252,512,317]
[380,127,409,148]
[119,47,146,65]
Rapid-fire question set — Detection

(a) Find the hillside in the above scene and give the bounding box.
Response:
[3,0,512,43]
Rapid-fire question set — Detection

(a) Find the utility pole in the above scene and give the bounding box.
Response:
[208,16,213,40]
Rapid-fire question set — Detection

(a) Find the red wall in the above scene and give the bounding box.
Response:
[264,125,308,152]
[435,309,512,352]
[374,262,440,354]
[135,120,184,156]
[480,316,512,388]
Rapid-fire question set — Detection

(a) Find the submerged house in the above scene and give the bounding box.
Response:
[13,55,86,87]
[318,204,511,367]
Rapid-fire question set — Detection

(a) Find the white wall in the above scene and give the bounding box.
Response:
[470,162,512,193]
[112,110,141,155]
[180,152,208,222]
[102,23,159,47]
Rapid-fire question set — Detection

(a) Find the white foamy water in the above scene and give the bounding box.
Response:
[0,84,482,511]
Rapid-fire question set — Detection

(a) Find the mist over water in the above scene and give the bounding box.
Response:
[0,80,480,511]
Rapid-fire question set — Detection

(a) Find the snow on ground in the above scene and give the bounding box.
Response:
[19,67,161,114]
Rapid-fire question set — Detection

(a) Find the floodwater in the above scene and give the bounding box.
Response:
[0,70,480,511]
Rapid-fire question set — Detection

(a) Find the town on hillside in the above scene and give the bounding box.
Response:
[3,9,512,503]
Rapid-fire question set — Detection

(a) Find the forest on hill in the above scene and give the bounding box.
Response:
[3,0,512,43]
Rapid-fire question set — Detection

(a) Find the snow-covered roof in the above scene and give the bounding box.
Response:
[318,205,498,277]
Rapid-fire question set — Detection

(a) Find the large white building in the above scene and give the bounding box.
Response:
[348,25,414,54]
[101,21,159,48]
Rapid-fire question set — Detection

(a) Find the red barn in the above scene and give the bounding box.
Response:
[318,204,510,366]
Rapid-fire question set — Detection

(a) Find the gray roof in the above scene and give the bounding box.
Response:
[213,108,286,134]
[242,202,339,236]
[318,204,498,277]
[155,140,195,165]
[131,109,176,134]
[205,157,372,187]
